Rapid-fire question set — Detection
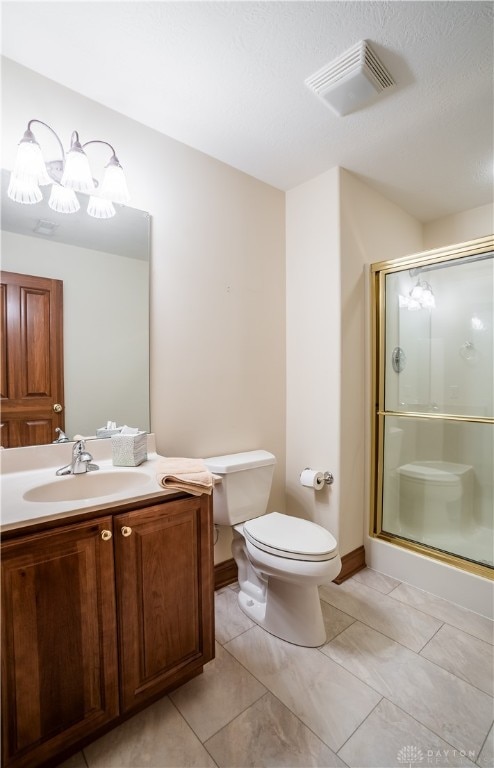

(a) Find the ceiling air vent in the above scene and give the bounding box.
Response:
[305,40,395,117]
[33,219,59,237]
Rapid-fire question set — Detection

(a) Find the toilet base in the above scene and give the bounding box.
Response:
[232,526,341,647]
[237,580,328,647]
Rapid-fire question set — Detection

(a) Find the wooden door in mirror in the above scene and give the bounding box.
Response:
[0,271,64,447]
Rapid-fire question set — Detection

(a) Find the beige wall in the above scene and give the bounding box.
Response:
[2,58,286,565]
[339,170,423,556]
[423,203,494,250]
[285,168,422,557]
[285,168,341,537]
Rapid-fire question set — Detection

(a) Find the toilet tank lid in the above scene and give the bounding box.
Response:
[397,461,471,482]
[204,450,276,474]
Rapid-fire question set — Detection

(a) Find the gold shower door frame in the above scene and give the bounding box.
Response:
[370,235,494,580]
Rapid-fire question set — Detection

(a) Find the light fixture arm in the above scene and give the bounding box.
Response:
[27,118,66,162]
[82,139,120,163]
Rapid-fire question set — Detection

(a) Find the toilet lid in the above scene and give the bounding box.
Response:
[397,463,459,484]
[242,512,338,562]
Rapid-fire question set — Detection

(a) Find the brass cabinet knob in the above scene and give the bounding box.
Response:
[53,403,63,413]
[121,526,132,537]
[101,530,112,541]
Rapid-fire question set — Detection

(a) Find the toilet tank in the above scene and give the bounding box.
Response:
[204,450,276,526]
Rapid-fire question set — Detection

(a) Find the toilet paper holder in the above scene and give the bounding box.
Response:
[303,468,334,485]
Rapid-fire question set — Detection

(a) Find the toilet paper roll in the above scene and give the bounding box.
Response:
[300,469,325,490]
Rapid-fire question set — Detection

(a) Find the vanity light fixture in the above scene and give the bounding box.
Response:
[8,119,130,219]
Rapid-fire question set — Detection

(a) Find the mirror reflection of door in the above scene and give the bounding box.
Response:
[0,271,64,447]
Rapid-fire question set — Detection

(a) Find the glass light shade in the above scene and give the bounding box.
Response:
[48,184,80,214]
[99,158,130,204]
[7,173,42,204]
[12,133,52,186]
[87,195,115,219]
[61,147,95,193]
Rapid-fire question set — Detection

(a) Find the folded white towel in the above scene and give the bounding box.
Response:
[157,457,213,496]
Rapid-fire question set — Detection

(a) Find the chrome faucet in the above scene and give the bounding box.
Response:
[53,427,69,443]
[56,440,99,476]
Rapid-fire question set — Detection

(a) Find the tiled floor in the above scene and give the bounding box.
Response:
[60,568,494,768]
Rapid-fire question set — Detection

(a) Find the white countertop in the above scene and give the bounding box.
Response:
[0,435,180,532]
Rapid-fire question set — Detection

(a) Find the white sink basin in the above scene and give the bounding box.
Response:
[23,470,150,503]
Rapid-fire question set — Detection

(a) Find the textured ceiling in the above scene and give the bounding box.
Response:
[2,1,493,222]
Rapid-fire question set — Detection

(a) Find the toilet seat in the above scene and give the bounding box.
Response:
[240,512,338,562]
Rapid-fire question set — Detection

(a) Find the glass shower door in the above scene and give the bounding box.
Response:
[371,237,494,575]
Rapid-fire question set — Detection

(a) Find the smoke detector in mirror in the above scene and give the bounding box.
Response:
[305,40,395,117]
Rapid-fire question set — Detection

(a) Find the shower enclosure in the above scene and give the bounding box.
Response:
[370,235,493,578]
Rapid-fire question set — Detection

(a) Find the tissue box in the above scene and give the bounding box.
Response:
[111,431,148,466]
[96,427,122,439]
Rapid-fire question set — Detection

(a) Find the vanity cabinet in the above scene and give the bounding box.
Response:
[115,498,214,712]
[1,494,214,768]
[1,516,119,768]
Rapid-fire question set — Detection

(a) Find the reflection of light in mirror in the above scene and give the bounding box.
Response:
[49,184,80,214]
[399,279,435,310]
[421,287,435,309]
[399,294,421,311]
[471,316,485,331]
[87,196,116,219]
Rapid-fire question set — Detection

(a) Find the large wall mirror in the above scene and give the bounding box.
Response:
[1,169,150,446]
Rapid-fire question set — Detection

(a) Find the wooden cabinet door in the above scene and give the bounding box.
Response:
[1,518,118,768]
[115,495,214,712]
[0,271,64,448]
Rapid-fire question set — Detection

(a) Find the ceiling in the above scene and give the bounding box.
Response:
[2,1,493,222]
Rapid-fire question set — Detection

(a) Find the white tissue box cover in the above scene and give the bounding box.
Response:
[111,432,148,466]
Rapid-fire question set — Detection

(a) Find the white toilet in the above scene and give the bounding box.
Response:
[205,450,341,647]
[397,460,473,538]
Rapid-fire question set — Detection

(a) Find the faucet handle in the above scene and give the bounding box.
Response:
[55,437,99,476]
[53,428,69,443]
[75,439,94,464]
